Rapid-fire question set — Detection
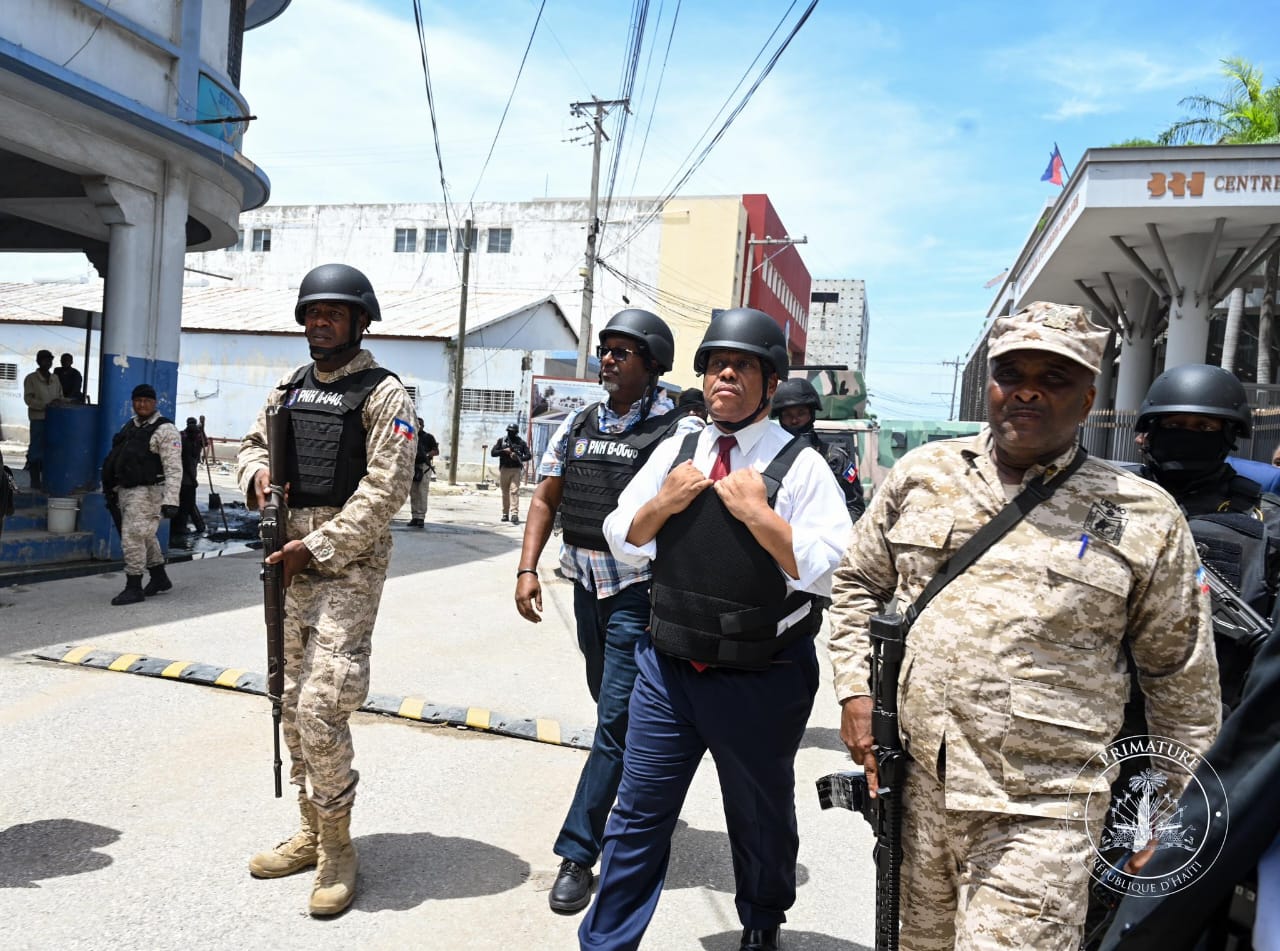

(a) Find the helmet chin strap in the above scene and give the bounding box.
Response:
[309,311,365,361]
[714,389,772,433]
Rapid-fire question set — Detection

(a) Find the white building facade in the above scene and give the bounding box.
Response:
[805,279,870,373]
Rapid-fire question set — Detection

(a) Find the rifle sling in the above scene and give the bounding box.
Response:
[903,447,1087,628]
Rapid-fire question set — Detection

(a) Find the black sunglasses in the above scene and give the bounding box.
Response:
[596,345,639,363]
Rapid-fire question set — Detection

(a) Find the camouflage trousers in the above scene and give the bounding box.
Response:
[901,763,1091,950]
[116,484,165,575]
[281,555,388,819]
[409,476,430,519]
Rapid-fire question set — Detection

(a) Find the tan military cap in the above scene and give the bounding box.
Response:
[987,301,1108,376]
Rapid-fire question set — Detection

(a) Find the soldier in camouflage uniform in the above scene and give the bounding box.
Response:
[237,264,415,917]
[101,383,183,605]
[828,302,1221,950]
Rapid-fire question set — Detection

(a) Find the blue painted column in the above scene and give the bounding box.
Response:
[83,169,189,559]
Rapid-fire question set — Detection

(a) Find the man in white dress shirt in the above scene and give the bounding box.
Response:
[579,308,852,951]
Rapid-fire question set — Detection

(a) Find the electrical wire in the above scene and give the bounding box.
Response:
[624,0,682,199]
[466,0,547,210]
[598,1,651,247]
[410,0,461,281]
[601,0,819,262]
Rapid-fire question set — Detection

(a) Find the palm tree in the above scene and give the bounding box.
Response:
[1159,57,1280,146]
[1155,58,1280,380]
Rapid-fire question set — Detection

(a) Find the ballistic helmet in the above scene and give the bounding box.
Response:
[294,264,381,324]
[770,378,822,416]
[694,308,790,380]
[1136,364,1252,437]
[599,309,674,373]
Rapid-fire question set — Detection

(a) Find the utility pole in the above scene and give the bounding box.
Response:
[941,356,964,420]
[570,97,629,378]
[448,219,474,485]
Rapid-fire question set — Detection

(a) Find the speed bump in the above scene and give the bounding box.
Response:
[33,644,594,751]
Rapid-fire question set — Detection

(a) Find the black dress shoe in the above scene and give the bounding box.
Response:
[740,926,780,950]
[548,858,593,913]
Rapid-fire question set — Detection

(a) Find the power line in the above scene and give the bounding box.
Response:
[598,1,650,248]
[624,0,682,199]
[410,0,461,280]
[600,0,819,262]
[467,0,547,209]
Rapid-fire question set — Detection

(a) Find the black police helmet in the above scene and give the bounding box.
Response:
[294,263,381,324]
[770,378,822,417]
[599,309,674,374]
[1136,364,1252,437]
[694,308,790,380]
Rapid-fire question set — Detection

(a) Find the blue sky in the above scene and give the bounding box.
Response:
[14,0,1280,418]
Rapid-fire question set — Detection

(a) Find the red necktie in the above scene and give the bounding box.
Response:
[709,435,736,482]
[691,434,738,673]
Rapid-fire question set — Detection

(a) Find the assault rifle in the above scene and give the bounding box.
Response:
[1199,560,1272,711]
[1200,560,1271,653]
[260,405,290,798]
[817,612,907,951]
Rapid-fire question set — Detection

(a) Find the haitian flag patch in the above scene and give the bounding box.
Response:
[392,417,415,440]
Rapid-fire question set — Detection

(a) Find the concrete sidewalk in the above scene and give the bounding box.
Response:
[0,490,875,951]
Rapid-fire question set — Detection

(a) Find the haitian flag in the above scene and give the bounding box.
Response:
[1041,143,1066,186]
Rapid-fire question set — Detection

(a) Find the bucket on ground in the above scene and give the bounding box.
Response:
[47,497,79,533]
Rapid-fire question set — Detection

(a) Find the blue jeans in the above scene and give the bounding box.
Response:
[554,580,650,868]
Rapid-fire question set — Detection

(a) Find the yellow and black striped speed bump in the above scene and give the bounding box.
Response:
[33,645,593,751]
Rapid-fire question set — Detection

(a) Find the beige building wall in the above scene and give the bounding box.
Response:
[656,197,746,389]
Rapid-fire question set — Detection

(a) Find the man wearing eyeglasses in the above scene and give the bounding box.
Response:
[514,308,699,915]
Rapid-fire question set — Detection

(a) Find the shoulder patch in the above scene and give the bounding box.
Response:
[1084,499,1128,544]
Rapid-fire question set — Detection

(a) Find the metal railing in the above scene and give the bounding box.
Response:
[1082,396,1280,464]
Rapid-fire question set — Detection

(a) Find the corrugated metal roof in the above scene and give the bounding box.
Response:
[0,281,564,339]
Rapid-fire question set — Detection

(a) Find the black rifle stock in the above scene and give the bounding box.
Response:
[817,612,907,951]
[260,405,290,798]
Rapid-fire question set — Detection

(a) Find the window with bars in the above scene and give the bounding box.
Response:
[394,228,417,253]
[455,227,475,251]
[404,385,418,405]
[252,228,271,252]
[0,362,17,385]
[424,228,448,253]
[487,228,512,253]
[460,388,516,414]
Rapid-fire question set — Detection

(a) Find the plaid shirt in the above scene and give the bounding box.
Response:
[539,391,698,595]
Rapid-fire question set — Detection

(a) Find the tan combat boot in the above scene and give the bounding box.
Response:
[309,812,358,917]
[248,793,319,878]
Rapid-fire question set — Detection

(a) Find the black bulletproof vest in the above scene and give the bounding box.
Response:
[279,364,393,509]
[559,405,682,551]
[107,416,171,488]
[650,432,825,670]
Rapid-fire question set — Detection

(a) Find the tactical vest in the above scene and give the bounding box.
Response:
[106,416,171,488]
[1188,510,1277,709]
[559,404,682,551]
[278,364,394,509]
[649,432,827,670]
[805,431,864,519]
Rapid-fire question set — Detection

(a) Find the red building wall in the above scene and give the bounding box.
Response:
[741,194,811,364]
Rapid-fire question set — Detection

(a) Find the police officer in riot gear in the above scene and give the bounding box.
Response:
[771,377,865,521]
[1136,363,1280,630]
[514,308,699,916]
[1092,363,1280,950]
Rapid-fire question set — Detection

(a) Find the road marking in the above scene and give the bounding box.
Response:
[31,645,593,751]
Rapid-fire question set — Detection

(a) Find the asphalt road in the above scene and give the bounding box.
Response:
[0,487,875,951]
